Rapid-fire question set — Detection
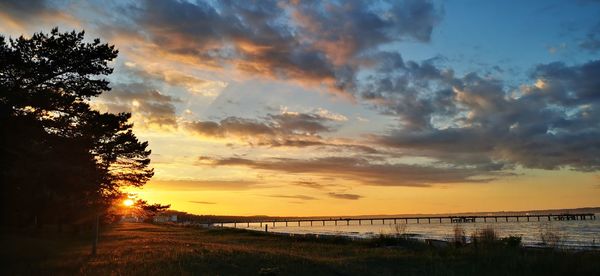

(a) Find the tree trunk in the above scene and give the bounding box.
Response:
[91,213,99,255]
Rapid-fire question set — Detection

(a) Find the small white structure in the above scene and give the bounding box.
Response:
[121,215,142,222]
[153,214,177,223]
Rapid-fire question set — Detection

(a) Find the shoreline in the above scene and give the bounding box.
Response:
[204,223,600,251]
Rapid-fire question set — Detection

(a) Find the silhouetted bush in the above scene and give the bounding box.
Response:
[452,224,467,246]
[539,223,566,248]
[501,235,522,248]
[471,225,499,246]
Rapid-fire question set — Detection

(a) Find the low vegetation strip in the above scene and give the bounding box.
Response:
[2,222,600,275]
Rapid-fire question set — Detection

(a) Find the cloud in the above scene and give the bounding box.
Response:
[148,179,265,191]
[268,112,333,134]
[92,83,180,129]
[6,0,600,186]
[121,62,227,97]
[580,21,600,53]
[580,37,600,53]
[293,181,334,190]
[265,194,317,201]
[291,0,441,63]
[0,1,80,34]
[121,0,343,92]
[185,111,378,153]
[187,117,276,138]
[189,201,216,204]
[362,57,600,172]
[0,0,46,18]
[89,0,442,95]
[200,156,499,186]
[313,108,348,121]
[186,110,341,138]
[1,0,443,99]
[327,192,362,200]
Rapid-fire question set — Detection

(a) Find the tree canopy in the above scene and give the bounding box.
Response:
[0,28,153,228]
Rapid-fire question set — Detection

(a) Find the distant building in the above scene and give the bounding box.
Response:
[153,214,177,223]
[121,215,143,222]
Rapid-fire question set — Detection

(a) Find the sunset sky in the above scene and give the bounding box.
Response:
[2,0,600,216]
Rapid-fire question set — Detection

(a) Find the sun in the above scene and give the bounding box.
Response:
[123,199,135,207]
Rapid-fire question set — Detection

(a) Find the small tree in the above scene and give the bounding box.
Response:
[134,199,171,222]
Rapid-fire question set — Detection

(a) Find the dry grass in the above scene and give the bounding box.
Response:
[472,225,499,244]
[3,223,413,275]
[388,223,407,237]
[2,222,600,275]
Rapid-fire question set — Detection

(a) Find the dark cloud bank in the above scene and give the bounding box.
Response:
[123,0,441,91]
[186,111,378,153]
[4,0,600,187]
[364,57,600,172]
[201,156,499,187]
[328,192,362,200]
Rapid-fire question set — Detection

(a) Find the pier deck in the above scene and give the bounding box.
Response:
[208,213,596,228]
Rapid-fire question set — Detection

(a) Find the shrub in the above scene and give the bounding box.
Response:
[470,226,523,249]
[501,235,522,248]
[452,224,467,246]
[539,223,566,248]
[471,225,498,245]
[389,223,407,237]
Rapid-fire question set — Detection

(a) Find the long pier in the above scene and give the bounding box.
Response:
[209,213,596,228]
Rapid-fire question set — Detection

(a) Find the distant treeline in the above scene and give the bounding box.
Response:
[0,29,153,229]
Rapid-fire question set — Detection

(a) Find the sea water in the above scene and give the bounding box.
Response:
[224,214,600,249]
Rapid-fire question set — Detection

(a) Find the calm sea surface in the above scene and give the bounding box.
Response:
[224,213,600,249]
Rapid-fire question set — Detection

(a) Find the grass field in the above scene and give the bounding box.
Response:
[2,222,600,275]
